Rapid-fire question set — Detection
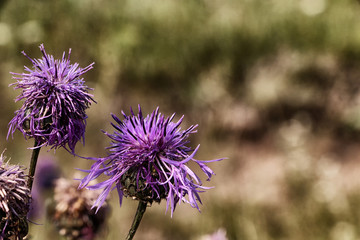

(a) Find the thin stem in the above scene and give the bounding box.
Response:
[27,139,41,191]
[126,201,147,240]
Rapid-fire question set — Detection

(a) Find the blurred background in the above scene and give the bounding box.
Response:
[1,0,360,239]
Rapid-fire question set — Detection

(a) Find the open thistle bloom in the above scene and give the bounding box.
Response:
[0,153,31,239]
[8,44,95,153]
[80,106,221,216]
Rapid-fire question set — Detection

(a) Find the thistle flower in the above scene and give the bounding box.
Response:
[80,105,221,216]
[0,153,31,240]
[48,178,109,240]
[8,44,95,153]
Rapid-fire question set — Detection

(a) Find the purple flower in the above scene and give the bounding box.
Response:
[80,105,221,216]
[0,153,31,239]
[8,44,95,153]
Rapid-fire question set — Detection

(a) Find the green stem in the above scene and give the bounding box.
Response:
[27,139,41,191]
[126,201,147,240]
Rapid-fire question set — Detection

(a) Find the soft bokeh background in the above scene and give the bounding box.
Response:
[1,0,360,239]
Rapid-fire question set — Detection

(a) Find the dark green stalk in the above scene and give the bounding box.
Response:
[126,201,147,240]
[27,139,41,191]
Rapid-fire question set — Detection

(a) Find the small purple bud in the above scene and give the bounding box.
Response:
[28,156,60,219]
[34,156,60,190]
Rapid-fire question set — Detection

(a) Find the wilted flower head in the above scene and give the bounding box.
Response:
[80,105,221,216]
[0,153,31,240]
[48,177,109,240]
[8,44,95,153]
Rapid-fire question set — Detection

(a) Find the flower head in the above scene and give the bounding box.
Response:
[80,105,221,216]
[8,44,95,153]
[48,177,109,240]
[0,153,31,239]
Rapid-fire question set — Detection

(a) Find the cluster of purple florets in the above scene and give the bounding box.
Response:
[8,44,95,153]
[80,106,219,215]
[5,44,221,239]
